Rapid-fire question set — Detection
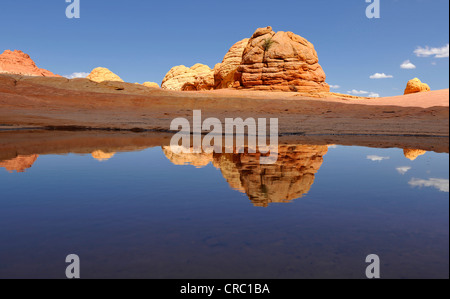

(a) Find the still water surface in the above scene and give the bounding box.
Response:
[0,144,448,278]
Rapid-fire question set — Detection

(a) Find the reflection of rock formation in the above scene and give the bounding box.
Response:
[162,145,328,207]
[404,149,427,161]
[91,150,116,162]
[162,147,213,168]
[0,155,39,173]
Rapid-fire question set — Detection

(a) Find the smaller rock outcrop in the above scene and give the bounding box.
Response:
[87,67,124,83]
[161,63,214,91]
[142,82,160,88]
[404,78,430,95]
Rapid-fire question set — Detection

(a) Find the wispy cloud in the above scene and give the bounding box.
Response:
[347,90,380,97]
[329,85,340,89]
[409,178,449,192]
[370,73,393,79]
[348,89,369,95]
[396,166,412,175]
[367,155,390,162]
[414,44,449,58]
[64,72,89,79]
[400,60,416,69]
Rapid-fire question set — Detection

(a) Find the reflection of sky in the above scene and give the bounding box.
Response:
[0,146,448,279]
[396,166,412,175]
[366,155,390,162]
[409,178,449,193]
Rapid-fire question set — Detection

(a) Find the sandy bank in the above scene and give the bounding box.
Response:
[0,74,448,138]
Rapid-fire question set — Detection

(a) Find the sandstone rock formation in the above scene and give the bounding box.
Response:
[162,144,328,207]
[142,82,160,88]
[214,39,249,89]
[0,50,60,77]
[87,67,124,83]
[161,63,214,91]
[404,78,430,95]
[234,27,329,92]
[0,154,39,173]
[91,150,116,162]
[404,149,427,161]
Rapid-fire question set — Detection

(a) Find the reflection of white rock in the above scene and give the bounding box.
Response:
[396,166,411,175]
[404,149,427,161]
[409,178,449,193]
[91,150,116,162]
[367,155,390,162]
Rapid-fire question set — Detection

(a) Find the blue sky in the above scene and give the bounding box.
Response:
[0,0,448,97]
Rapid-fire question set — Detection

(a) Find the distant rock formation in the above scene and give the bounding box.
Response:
[161,64,214,91]
[0,154,39,173]
[214,38,249,89]
[87,67,124,83]
[404,78,430,95]
[91,150,116,162]
[0,50,60,77]
[142,82,160,88]
[162,144,328,207]
[234,27,329,92]
[404,149,427,161]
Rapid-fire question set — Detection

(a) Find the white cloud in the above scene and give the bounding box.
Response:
[348,89,369,95]
[367,155,390,162]
[328,145,338,149]
[347,90,380,97]
[431,62,437,66]
[400,60,416,69]
[370,73,393,79]
[409,178,449,193]
[64,72,89,79]
[396,166,412,175]
[329,85,340,89]
[414,44,449,58]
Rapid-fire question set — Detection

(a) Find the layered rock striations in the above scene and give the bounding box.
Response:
[214,38,249,89]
